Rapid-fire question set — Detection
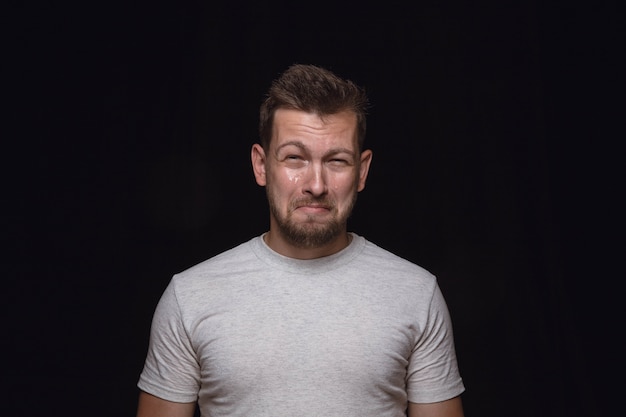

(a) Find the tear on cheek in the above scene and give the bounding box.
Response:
[287,174,301,184]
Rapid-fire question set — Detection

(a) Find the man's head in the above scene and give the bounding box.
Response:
[252,65,372,258]
[259,64,368,153]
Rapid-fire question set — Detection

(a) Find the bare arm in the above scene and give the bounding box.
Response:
[136,391,197,417]
[407,396,464,417]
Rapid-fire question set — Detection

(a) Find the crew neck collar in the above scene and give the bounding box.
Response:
[250,232,365,274]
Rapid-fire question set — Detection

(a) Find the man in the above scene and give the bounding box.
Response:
[136,64,465,416]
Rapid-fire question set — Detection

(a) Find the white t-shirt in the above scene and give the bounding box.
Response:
[138,233,464,416]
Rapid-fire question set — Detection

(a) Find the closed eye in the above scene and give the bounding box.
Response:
[328,158,352,166]
[282,154,307,167]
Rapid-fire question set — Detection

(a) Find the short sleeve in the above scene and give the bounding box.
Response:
[137,279,200,403]
[405,283,465,403]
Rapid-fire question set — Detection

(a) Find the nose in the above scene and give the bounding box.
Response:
[302,162,328,197]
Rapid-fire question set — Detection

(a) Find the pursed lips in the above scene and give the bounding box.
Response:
[293,202,333,214]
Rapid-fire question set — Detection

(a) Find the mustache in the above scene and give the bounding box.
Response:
[290,197,335,210]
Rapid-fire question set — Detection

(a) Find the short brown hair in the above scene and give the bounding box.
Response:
[259,64,368,151]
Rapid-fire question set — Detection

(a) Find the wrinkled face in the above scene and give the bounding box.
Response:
[252,109,372,250]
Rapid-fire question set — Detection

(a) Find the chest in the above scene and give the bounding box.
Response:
[189,279,420,396]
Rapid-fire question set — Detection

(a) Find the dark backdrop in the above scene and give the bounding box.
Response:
[7,1,624,416]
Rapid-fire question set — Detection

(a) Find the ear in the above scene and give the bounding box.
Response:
[357,149,373,192]
[251,143,267,186]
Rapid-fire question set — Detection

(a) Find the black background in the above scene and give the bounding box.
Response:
[6,1,624,416]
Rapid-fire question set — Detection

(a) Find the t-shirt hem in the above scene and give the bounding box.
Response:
[137,379,198,404]
[407,383,465,404]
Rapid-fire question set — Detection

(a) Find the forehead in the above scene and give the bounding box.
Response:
[271,109,358,150]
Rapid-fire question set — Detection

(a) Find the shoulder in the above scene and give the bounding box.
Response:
[348,235,439,297]
[170,236,262,291]
[359,237,435,280]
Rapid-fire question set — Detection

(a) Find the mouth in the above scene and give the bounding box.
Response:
[296,204,331,213]
[292,201,333,215]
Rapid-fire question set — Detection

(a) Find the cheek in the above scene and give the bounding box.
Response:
[267,170,299,197]
[271,165,309,191]
[331,175,359,198]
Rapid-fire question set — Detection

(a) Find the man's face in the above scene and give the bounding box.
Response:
[252,109,372,251]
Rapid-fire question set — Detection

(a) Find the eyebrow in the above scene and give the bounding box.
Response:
[275,141,356,157]
[275,141,306,154]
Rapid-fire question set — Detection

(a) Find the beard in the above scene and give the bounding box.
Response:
[266,189,358,249]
